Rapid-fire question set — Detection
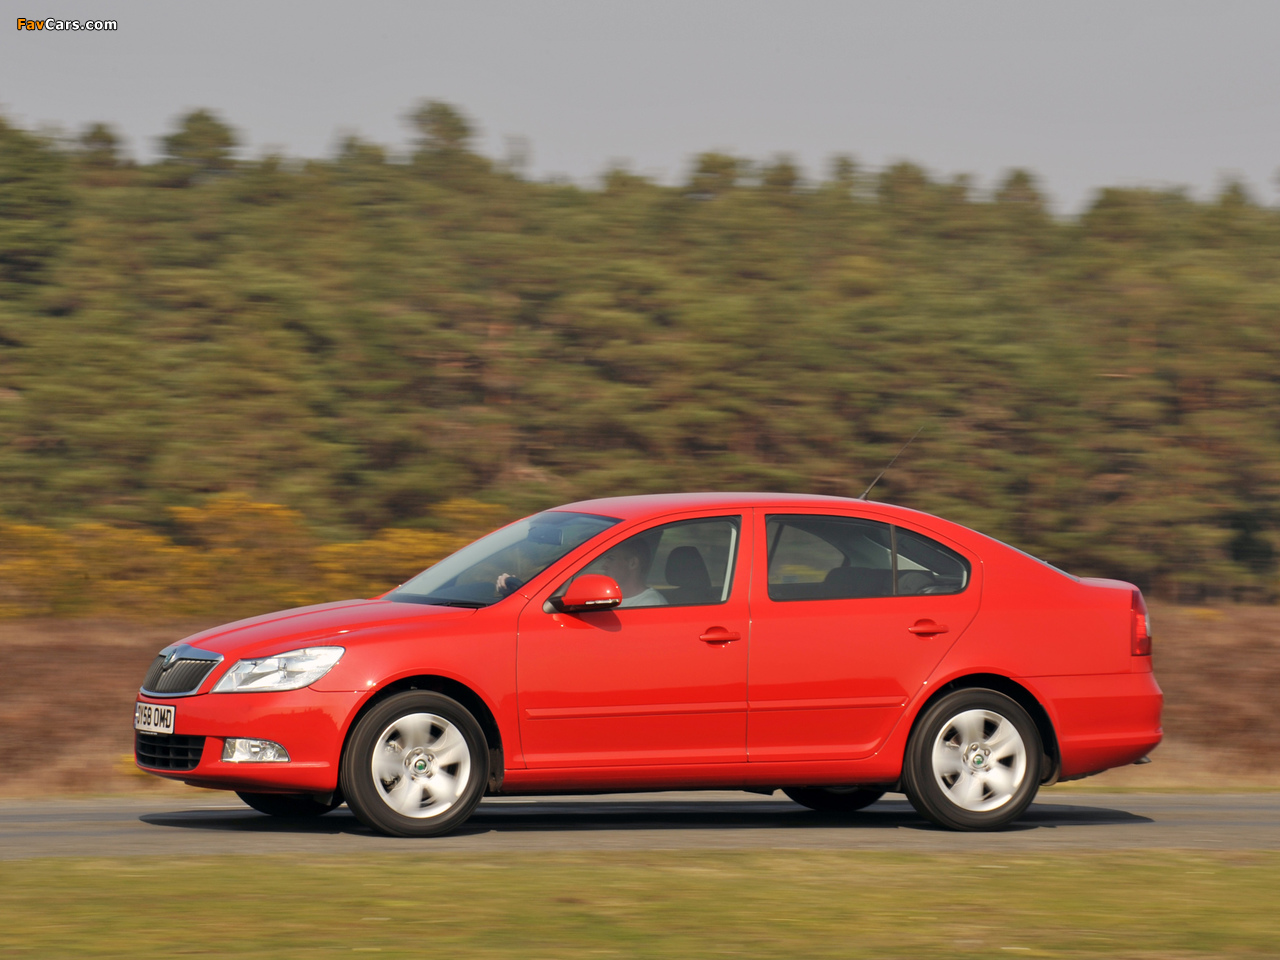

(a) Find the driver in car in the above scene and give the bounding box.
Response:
[496,535,666,607]
[591,538,667,608]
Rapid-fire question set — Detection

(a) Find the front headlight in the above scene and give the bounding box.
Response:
[212,646,345,693]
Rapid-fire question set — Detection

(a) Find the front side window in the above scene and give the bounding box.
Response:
[389,511,620,608]
[563,517,741,608]
[766,515,970,600]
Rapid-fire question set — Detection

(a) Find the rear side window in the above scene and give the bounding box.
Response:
[766,515,970,601]
[767,516,894,600]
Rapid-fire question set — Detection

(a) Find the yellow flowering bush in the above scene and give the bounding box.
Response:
[0,496,515,620]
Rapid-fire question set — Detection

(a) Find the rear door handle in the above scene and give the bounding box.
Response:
[699,627,741,643]
[907,619,949,636]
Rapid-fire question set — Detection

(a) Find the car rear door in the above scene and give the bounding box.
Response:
[747,508,981,762]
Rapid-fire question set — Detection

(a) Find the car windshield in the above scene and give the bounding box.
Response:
[387,511,621,608]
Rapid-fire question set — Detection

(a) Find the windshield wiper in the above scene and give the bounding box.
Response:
[387,592,489,608]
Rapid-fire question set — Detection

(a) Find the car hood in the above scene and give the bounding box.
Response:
[173,598,476,660]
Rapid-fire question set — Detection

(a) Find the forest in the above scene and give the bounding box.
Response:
[1,102,1277,617]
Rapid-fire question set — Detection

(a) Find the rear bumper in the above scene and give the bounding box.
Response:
[134,689,360,794]
[1024,671,1163,778]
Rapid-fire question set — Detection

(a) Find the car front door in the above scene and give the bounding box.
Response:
[747,509,981,762]
[517,512,751,768]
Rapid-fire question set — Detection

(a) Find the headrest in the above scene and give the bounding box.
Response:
[665,545,711,590]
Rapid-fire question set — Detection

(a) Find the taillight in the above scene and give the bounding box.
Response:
[1131,589,1152,656]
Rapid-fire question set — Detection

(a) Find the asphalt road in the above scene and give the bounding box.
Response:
[2,791,1276,860]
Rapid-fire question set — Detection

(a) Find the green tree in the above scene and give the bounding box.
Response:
[0,108,1278,603]
[160,108,237,184]
[687,152,744,198]
[77,123,122,168]
[408,100,490,186]
[761,155,801,193]
[0,117,71,290]
[409,100,474,155]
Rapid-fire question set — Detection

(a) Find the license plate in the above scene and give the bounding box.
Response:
[134,702,175,735]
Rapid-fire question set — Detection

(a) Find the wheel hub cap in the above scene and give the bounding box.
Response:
[370,712,472,819]
[405,748,435,778]
[966,744,990,770]
[931,709,1028,813]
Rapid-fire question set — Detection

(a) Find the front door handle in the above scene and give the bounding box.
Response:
[907,619,949,636]
[699,627,741,643]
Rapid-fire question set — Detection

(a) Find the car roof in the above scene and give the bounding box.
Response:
[551,492,940,525]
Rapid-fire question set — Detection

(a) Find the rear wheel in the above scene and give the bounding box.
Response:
[340,691,489,838]
[235,791,340,818]
[783,786,885,813]
[902,689,1042,831]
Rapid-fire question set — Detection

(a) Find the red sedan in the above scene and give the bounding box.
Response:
[134,493,1162,835]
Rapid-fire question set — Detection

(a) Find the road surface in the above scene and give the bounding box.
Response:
[3,791,1276,859]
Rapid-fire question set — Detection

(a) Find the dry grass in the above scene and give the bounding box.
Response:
[0,618,219,797]
[1092,601,1280,789]
[1,601,1276,798]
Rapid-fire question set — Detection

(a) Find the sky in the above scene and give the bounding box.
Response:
[3,0,1279,213]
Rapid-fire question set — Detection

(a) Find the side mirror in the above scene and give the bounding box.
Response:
[552,574,623,613]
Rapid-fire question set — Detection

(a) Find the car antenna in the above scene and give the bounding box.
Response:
[858,425,924,500]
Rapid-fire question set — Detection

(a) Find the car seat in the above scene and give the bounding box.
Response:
[664,545,715,605]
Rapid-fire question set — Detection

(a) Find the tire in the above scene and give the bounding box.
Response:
[902,689,1042,831]
[235,791,341,818]
[340,691,489,838]
[782,786,885,813]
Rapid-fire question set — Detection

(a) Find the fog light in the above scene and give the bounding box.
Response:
[222,738,290,763]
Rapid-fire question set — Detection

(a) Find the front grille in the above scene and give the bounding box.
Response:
[136,733,206,771]
[142,656,219,695]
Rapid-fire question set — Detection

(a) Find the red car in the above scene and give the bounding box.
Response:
[134,493,1162,835]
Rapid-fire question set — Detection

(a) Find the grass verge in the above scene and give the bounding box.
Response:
[2,850,1277,958]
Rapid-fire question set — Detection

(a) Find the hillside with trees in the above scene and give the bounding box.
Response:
[1,102,1277,614]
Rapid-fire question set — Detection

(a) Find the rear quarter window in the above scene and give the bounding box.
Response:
[894,526,970,596]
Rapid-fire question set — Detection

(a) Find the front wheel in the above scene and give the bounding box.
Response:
[783,786,885,813]
[235,791,341,818]
[340,691,489,838]
[902,689,1042,831]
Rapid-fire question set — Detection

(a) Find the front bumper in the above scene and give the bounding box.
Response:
[134,688,362,793]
